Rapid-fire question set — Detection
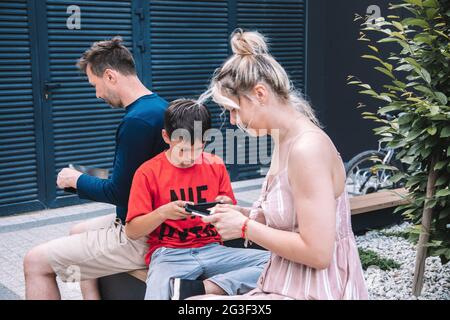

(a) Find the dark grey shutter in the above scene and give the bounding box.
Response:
[235,0,307,179]
[237,0,307,89]
[0,1,42,214]
[148,0,228,100]
[45,0,133,203]
[148,0,230,163]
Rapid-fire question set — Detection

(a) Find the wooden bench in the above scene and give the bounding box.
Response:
[99,188,410,299]
[349,188,410,235]
[350,188,409,215]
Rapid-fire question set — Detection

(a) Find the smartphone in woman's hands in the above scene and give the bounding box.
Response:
[184,201,220,217]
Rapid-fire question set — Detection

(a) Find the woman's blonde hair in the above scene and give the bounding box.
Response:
[198,28,320,126]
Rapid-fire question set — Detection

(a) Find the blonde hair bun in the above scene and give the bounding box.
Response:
[230,28,269,56]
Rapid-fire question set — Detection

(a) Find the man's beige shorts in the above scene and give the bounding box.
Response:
[45,214,148,282]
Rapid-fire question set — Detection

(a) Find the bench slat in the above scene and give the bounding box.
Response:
[350,188,409,215]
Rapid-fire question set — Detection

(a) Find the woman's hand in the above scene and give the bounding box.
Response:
[212,203,251,217]
[202,206,248,240]
[215,195,234,205]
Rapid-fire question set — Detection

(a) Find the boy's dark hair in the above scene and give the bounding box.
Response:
[164,99,212,144]
[77,36,136,76]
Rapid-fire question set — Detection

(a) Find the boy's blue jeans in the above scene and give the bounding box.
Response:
[144,242,270,300]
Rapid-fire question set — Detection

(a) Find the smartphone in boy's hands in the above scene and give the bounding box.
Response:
[185,201,220,217]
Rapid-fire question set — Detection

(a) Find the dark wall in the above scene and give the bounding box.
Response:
[306,0,395,161]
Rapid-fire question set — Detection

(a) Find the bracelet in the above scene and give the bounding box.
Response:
[241,218,253,248]
[241,218,250,239]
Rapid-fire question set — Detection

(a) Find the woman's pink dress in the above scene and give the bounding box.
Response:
[192,131,369,300]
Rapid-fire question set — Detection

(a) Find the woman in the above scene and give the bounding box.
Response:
[192,29,368,300]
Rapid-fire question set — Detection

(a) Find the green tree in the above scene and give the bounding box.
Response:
[349,0,450,296]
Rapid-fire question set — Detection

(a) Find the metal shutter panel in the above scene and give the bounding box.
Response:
[236,0,307,179]
[237,0,307,89]
[46,0,133,203]
[0,1,42,214]
[148,0,230,166]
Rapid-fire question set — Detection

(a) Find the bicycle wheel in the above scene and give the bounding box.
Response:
[345,150,403,197]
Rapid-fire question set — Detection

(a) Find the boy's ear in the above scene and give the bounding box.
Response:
[162,129,171,144]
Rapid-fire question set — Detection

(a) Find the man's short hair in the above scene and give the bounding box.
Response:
[164,99,212,144]
[77,36,136,76]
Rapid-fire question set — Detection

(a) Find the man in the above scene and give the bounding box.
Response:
[23,37,168,300]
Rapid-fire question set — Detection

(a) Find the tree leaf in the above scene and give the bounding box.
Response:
[372,164,400,171]
[419,68,431,83]
[391,172,406,183]
[384,85,403,93]
[405,57,421,69]
[396,64,414,72]
[435,176,447,187]
[421,147,432,158]
[368,45,379,53]
[398,114,415,125]
[441,127,450,138]
[434,29,450,40]
[362,54,384,64]
[414,33,434,45]
[423,0,439,8]
[359,84,372,90]
[402,18,429,29]
[406,129,424,142]
[435,189,450,197]
[392,21,405,32]
[426,8,438,19]
[375,66,395,79]
[427,127,437,135]
[429,105,440,116]
[435,161,448,170]
[393,80,407,89]
[379,105,401,114]
[415,85,434,97]
[434,92,448,105]
[378,94,393,103]
[405,0,423,7]
[359,89,378,96]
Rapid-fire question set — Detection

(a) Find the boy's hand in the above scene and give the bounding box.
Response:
[215,195,234,205]
[156,201,192,221]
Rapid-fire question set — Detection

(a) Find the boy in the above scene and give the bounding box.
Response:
[125,99,269,300]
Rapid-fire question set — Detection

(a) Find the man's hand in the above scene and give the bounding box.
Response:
[156,201,192,221]
[57,168,83,189]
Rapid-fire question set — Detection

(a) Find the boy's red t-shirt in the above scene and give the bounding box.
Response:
[126,151,237,265]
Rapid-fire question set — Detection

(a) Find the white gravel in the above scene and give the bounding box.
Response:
[356,222,450,300]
